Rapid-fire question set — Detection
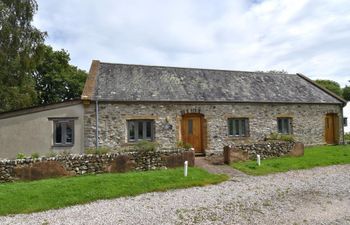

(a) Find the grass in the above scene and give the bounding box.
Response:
[232,145,350,176]
[0,167,227,216]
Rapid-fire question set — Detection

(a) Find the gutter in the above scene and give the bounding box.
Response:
[96,99,99,149]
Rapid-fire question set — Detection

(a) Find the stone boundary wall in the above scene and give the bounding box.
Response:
[0,149,194,183]
[223,142,304,164]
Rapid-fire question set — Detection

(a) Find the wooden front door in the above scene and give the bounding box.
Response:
[181,114,204,154]
[325,113,338,144]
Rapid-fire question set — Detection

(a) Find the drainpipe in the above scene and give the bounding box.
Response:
[341,105,345,145]
[95,99,99,149]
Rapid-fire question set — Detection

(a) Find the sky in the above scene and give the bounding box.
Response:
[33,0,350,87]
[33,0,350,131]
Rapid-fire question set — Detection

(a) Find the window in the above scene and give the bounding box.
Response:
[277,117,292,134]
[228,118,249,137]
[53,120,74,146]
[128,120,155,142]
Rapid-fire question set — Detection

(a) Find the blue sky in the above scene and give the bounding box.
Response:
[33,0,350,87]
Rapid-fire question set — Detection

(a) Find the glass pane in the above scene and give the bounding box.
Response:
[188,119,193,135]
[241,119,246,136]
[278,119,283,133]
[129,121,135,140]
[284,119,290,134]
[138,121,144,139]
[65,122,73,143]
[228,119,234,135]
[234,120,239,135]
[55,123,62,144]
[146,121,152,138]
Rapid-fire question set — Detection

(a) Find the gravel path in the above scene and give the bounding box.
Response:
[1,165,350,225]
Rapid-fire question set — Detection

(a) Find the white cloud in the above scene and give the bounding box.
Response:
[33,0,350,87]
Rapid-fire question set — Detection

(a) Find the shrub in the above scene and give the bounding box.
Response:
[59,150,71,156]
[46,151,57,157]
[279,134,295,142]
[344,132,350,141]
[267,132,295,142]
[176,141,192,150]
[16,153,26,159]
[31,152,40,159]
[134,140,159,152]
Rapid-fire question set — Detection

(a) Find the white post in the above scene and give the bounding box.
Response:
[184,161,188,177]
[257,154,261,166]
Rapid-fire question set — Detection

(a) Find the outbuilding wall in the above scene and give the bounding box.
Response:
[84,102,343,154]
[0,104,84,159]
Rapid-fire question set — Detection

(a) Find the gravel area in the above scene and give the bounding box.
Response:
[1,165,349,225]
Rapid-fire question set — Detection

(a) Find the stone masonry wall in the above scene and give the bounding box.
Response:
[0,149,194,183]
[234,141,297,159]
[84,102,343,155]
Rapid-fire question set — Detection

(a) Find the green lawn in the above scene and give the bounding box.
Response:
[0,167,227,216]
[232,145,350,176]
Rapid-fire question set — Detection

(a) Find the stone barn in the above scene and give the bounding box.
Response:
[81,60,346,155]
[0,60,346,158]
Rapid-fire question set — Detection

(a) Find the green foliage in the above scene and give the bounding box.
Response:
[267,132,295,142]
[342,86,350,101]
[344,133,350,141]
[134,140,159,152]
[30,152,39,159]
[256,70,288,74]
[33,45,87,105]
[84,147,111,155]
[0,0,87,112]
[232,145,350,175]
[16,153,26,159]
[0,0,46,112]
[176,141,192,150]
[315,79,343,97]
[0,168,228,215]
[46,151,57,157]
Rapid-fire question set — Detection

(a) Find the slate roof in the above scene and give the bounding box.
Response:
[82,60,345,105]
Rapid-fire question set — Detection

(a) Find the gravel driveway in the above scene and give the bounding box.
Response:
[1,165,349,225]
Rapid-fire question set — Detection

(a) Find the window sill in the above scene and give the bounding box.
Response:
[52,144,74,147]
[225,136,250,141]
[123,140,155,146]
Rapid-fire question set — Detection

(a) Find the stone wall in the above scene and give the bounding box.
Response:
[84,102,343,155]
[0,149,194,183]
[224,142,304,164]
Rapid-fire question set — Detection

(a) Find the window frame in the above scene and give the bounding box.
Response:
[52,119,75,147]
[277,117,293,134]
[127,119,155,142]
[227,118,250,137]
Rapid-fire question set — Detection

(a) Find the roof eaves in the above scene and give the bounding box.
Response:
[0,99,82,120]
[296,73,347,107]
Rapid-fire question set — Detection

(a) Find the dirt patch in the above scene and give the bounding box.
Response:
[105,155,136,173]
[13,161,70,180]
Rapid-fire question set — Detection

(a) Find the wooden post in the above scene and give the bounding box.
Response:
[223,146,231,165]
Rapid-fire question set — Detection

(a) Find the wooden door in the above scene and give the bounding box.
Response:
[325,113,338,144]
[181,114,203,154]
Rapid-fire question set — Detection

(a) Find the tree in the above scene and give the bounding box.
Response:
[343,85,350,101]
[0,0,46,112]
[256,70,288,74]
[314,79,343,97]
[33,45,87,105]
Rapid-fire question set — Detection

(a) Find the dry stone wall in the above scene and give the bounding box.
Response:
[84,102,342,155]
[0,149,194,183]
[223,142,304,164]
